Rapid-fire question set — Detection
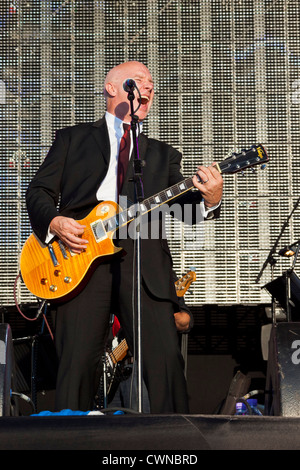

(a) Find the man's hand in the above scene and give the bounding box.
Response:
[174,311,191,332]
[50,216,88,253]
[192,164,223,208]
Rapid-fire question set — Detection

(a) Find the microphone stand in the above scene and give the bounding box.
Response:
[256,195,300,324]
[125,85,144,413]
[255,194,300,285]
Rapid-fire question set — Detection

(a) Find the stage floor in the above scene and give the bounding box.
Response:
[0,413,299,450]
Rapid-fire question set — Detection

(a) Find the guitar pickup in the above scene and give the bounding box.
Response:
[91,219,107,242]
[58,240,69,260]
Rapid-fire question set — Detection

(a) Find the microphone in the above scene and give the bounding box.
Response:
[123,78,136,92]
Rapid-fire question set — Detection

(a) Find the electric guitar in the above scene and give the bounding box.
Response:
[20,144,268,301]
[103,269,197,399]
[107,269,197,366]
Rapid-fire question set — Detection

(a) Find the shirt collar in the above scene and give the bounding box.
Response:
[105,111,143,134]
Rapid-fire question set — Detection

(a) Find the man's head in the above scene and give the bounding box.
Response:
[104,61,154,123]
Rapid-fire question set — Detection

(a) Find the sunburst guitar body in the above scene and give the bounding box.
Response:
[20,201,123,301]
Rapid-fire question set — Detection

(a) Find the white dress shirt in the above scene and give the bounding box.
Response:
[95,112,141,203]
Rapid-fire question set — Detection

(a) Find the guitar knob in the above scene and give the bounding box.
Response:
[64,277,72,283]
[49,285,57,292]
[40,278,48,285]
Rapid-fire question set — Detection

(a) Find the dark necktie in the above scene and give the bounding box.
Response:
[117,123,131,196]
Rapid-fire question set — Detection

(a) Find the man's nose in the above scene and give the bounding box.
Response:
[143,80,153,90]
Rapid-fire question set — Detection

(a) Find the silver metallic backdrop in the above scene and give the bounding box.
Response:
[1,0,300,307]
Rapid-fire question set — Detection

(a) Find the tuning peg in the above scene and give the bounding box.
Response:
[261,164,267,170]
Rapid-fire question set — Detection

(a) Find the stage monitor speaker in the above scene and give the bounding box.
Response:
[0,324,14,416]
[265,322,300,416]
[264,272,300,321]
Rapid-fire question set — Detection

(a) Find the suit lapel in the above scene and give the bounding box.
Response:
[91,117,110,166]
[136,132,148,163]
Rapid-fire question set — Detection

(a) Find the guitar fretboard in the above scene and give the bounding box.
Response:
[102,176,195,233]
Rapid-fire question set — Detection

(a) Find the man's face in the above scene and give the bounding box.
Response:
[105,62,155,122]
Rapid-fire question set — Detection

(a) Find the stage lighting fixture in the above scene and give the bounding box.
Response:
[278,246,297,257]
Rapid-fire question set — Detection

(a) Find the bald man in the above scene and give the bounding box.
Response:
[26,61,223,413]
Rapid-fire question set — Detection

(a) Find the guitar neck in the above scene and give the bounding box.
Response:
[101,144,268,233]
[109,338,128,364]
[103,176,196,234]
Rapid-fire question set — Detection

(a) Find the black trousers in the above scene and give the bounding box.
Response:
[54,250,189,414]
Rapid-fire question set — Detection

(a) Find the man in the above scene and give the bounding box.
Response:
[26,61,223,413]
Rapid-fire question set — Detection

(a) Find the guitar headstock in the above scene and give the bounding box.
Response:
[218,144,269,175]
[175,270,196,297]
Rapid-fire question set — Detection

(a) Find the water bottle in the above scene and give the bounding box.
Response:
[235,398,263,415]
[247,398,263,415]
[235,401,248,415]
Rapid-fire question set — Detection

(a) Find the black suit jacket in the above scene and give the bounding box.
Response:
[26,117,220,303]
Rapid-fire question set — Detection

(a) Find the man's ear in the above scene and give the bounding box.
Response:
[105,82,116,97]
